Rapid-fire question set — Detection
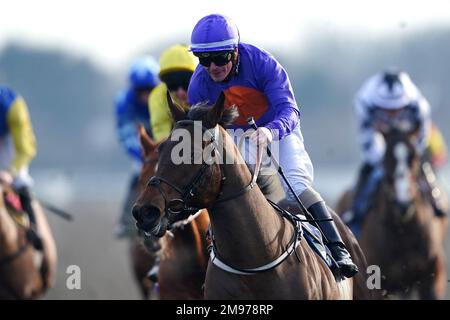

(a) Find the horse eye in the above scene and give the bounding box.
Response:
[168,200,184,213]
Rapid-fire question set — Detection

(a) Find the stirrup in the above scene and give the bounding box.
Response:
[433,205,448,218]
[329,243,358,278]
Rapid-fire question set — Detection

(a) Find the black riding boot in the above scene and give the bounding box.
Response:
[308,201,358,278]
[17,186,44,251]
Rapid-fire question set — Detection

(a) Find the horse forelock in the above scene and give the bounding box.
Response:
[186,102,209,121]
[186,102,239,127]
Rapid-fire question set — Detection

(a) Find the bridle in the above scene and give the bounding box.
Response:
[146,120,257,223]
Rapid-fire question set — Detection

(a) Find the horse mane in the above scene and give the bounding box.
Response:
[186,102,239,127]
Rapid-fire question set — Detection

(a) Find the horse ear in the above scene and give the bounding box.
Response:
[206,91,226,128]
[138,123,157,156]
[167,90,186,122]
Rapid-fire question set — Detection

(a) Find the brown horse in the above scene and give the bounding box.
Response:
[130,125,209,299]
[0,182,57,299]
[337,129,448,299]
[133,93,356,299]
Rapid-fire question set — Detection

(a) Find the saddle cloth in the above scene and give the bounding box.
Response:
[3,190,30,228]
[297,214,334,269]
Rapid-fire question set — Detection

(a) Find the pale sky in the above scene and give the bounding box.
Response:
[1,0,450,68]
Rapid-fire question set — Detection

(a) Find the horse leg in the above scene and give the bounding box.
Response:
[32,200,57,290]
[129,238,157,299]
[330,209,379,299]
[438,217,448,242]
[418,254,447,300]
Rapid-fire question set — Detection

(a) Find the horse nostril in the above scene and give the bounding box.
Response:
[140,205,161,219]
[132,204,162,233]
[132,205,141,221]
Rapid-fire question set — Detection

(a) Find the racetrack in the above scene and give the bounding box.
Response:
[44,200,141,299]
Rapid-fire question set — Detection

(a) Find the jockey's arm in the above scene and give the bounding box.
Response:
[187,66,208,107]
[255,51,299,140]
[6,96,37,175]
[354,97,385,165]
[415,96,431,155]
[427,123,448,168]
[115,94,142,162]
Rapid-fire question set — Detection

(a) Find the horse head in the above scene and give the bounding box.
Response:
[137,124,160,192]
[133,91,238,237]
[381,127,421,221]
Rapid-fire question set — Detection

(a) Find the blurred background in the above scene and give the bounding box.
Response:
[1,0,449,299]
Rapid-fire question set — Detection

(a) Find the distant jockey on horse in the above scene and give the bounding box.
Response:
[187,14,358,278]
[149,44,198,142]
[346,69,448,236]
[141,44,197,280]
[0,85,42,250]
[114,56,160,238]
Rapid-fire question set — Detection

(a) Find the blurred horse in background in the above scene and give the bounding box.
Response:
[130,125,209,299]
[0,181,57,299]
[337,128,448,299]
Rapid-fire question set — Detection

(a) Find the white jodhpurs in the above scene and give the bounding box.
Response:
[276,124,314,200]
[0,135,34,189]
[231,124,314,201]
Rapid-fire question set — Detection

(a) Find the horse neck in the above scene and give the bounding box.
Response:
[377,149,428,225]
[161,215,208,270]
[208,131,293,266]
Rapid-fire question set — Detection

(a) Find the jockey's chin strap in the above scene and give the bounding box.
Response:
[146,120,258,226]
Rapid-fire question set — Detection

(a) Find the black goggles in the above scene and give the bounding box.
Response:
[195,51,234,67]
[160,71,193,92]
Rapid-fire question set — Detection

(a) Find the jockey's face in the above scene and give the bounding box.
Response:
[171,87,188,103]
[162,71,192,104]
[199,48,238,82]
[135,87,153,105]
[373,106,419,134]
[206,61,233,82]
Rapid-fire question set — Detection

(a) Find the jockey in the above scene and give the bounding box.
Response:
[187,14,358,278]
[0,85,42,250]
[114,56,160,238]
[142,45,197,280]
[350,69,448,231]
[149,44,197,142]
